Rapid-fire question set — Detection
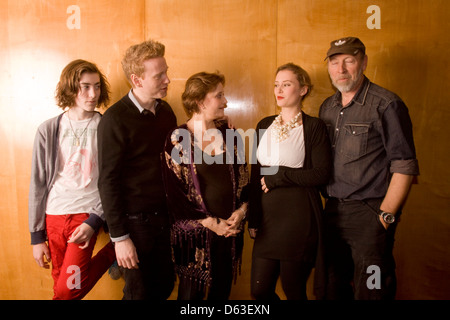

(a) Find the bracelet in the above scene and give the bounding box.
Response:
[239,207,247,219]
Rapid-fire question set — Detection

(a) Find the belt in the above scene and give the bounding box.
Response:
[329,197,383,203]
[329,197,358,203]
[127,210,167,219]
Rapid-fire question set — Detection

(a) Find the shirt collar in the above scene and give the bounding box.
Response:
[128,90,159,114]
[352,76,371,106]
[330,76,371,107]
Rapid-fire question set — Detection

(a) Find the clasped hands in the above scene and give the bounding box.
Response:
[200,206,246,238]
[114,206,247,270]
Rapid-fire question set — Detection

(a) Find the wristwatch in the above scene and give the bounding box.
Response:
[379,211,396,224]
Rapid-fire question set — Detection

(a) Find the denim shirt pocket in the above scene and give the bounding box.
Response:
[341,123,370,161]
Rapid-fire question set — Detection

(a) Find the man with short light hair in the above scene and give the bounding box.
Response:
[98,39,176,300]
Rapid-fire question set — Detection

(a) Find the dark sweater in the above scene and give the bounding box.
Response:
[97,94,177,238]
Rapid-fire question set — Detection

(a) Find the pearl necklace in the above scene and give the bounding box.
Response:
[271,111,302,142]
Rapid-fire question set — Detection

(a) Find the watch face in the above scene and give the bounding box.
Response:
[382,212,395,224]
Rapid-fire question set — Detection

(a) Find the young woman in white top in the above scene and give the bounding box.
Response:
[248,63,331,300]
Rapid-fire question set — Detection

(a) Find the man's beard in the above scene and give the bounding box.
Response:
[332,68,364,93]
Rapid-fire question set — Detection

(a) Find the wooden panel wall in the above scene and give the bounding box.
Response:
[275,0,450,300]
[0,0,144,300]
[0,0,448,300]
[145,0,278,299]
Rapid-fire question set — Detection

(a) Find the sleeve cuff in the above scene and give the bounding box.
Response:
[263,174,277,190]
[30,230,47,245]
[110,234,130,243]
[83,214,104,232]
[390,159,420,175]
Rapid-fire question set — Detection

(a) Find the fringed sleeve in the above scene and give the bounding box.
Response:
[161,124,249,292]
[161,126,212,289]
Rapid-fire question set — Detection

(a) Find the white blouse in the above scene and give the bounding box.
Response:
[257,123,305,168]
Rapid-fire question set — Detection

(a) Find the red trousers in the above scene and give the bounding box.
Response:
[46,213,116,300]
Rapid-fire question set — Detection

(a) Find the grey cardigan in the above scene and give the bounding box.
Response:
[28,112,104,245]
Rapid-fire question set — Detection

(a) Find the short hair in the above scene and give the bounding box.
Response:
[276,63,313,101]
[121,39,165,84]
[55,59,110,110]
[182,71,225,118]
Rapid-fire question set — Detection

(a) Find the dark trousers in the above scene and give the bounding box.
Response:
[121,211,175,300]
[323,198,397,300]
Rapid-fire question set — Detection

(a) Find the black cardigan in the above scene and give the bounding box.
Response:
[248,111,332,299]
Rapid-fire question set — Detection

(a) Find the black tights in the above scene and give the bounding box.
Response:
[251,257,313,300]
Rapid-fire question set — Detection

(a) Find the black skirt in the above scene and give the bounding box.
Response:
[252,185,318,262]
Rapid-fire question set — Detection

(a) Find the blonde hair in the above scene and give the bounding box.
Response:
[55,59,110,110]
[121,39,165,84]
[276,63,313,101]
[182,72,225,118]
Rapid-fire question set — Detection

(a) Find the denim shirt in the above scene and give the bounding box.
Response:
[319,76,419,200]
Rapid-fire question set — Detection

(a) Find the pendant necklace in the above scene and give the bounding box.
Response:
[67,110,94,146]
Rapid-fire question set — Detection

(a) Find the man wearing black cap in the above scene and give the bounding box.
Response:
[319,37,419,300]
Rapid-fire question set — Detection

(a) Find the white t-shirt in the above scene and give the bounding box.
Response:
[257,123,305,168]
[46,112,102,216]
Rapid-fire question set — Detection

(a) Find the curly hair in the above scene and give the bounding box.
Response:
[55,59,110,110]
[182,71,225,118]
[121,39,165,84]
